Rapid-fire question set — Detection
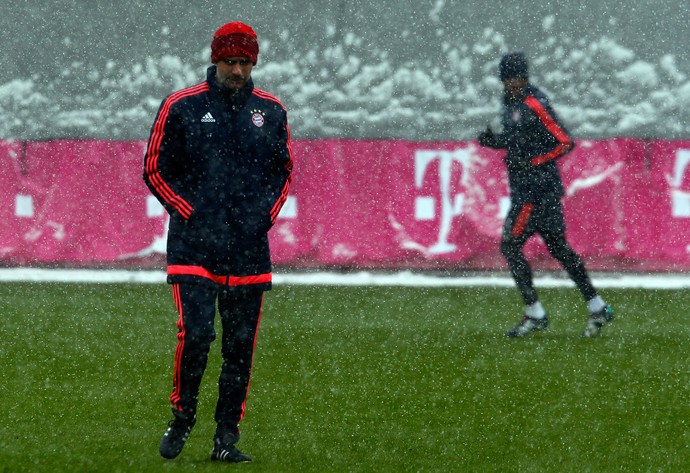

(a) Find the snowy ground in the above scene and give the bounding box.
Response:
[2,268,690,289]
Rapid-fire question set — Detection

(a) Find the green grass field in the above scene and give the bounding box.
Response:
[1,281,689,472]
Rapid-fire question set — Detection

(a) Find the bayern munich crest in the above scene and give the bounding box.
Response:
[251,110,265,127]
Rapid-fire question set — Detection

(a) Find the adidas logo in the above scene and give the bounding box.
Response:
[201,112,216,123]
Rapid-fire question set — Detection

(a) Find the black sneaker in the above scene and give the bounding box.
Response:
[159,413,196,460]
[211,431,252,463]
[583,305,614,338]
[506,314,549,338]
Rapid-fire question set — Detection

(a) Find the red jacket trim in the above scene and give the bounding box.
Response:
[167,264,272,286]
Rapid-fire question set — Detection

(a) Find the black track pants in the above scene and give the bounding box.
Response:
[168,283,264,428]
[501,198,597,305]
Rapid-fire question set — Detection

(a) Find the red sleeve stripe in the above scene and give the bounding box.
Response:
[147,172,192,219]
[284,120,294,175]
[512,203,534,237]
[270,181,290,223]
[531,143,572,165]
[270,121,294,223]
[144,82,209,218]
[524,95,573,165]
[167,264,273,286]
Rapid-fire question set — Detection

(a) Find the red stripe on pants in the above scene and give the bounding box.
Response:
[512,203,534,237]
[238,293,264,422]
[170,283,185,410]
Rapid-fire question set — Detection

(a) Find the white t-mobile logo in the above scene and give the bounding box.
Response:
[671,149,690,218]
[414,149,472,253]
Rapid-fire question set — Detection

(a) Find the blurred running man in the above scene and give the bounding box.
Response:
[144,21,293,462]
[477,51,613,338]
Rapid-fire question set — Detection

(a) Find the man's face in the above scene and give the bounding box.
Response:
[215,56,254,91]
[503,77,527,100]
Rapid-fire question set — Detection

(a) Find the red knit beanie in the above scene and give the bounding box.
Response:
[210,22,259,65]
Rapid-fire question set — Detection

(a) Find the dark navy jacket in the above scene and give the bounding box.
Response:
[144,66,293,289]
[488,84,573,202]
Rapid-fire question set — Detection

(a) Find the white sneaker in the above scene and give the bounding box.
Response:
[583,305,614,338]
[506,315,549,338]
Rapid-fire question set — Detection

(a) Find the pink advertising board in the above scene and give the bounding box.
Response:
[623,140,690,268]
[0,138,688,271]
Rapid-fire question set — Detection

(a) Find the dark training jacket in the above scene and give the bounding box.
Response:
[487,84,573,202]
[144,66,293,289]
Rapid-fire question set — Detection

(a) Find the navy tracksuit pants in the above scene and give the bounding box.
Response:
[500,197,597,305]
[168,282,264,430]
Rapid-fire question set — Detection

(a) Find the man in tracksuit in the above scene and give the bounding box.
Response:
[143,21,293,462]
[478,51,613,338]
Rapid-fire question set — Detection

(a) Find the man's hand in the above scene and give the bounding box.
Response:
[478,127,498,148]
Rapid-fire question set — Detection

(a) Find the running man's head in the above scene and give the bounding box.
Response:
[499,51,529,99]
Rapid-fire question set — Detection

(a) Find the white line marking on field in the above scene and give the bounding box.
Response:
[0,268,688,289]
